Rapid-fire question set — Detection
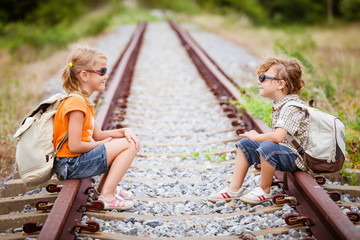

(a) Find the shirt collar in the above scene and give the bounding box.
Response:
[272,94,299,111]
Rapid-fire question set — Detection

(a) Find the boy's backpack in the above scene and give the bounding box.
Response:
[13,93,71,186]
[281,100,346,174]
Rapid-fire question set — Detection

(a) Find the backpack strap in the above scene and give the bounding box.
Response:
[280,100,308,147]
[280,101,314,173]
[54,132,68,156]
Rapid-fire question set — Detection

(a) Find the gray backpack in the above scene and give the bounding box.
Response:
[281,100,346,173]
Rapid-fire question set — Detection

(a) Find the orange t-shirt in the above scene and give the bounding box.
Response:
[53,96,95,157]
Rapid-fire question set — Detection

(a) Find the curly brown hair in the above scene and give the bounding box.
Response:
[256,57,305,95]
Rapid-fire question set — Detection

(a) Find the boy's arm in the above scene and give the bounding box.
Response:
[240,127,287,143]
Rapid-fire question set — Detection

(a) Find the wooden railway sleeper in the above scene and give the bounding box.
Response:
[284,213,314,227]
[36,199,54,211]
[23,222,43,233]
[71,220,99,233]
[239,232,257,240]
[46,183,63,193]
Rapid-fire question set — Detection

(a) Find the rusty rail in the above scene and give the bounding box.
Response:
[168,19,268,134]
[37,22,147,240]
[168,19,360,240]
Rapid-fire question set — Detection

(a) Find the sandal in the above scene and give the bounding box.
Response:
[99,195,134,210]
[93,186,134,200]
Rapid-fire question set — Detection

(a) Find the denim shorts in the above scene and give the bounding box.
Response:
[54,144,108,181]
[235,138,300,172]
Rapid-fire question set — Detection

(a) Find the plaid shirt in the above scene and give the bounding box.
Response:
[271,94,309,171]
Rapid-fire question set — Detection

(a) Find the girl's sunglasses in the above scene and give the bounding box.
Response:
[85,67,107,76]
[259,74,281,83]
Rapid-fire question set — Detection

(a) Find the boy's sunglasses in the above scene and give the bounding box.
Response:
[259,74,281,83]
[85,67,107,76]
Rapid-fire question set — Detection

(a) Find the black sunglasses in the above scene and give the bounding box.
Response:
[259,74,281,83]
[85,67,107,76]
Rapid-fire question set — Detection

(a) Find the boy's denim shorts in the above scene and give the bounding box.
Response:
[54,144,108,181]
[235,138,300,172]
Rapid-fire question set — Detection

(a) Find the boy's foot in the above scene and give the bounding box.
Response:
[99,195,134,210]
[207,187,244,202]
[94,187,134,200]
[239,187,272,205]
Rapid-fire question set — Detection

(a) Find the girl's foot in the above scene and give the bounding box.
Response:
[94,186,134,200]
[115,187,134,200]
[98,195,134,210]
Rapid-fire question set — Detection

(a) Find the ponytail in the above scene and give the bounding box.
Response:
[61,46,107,106]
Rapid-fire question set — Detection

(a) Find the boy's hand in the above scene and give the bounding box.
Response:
[124,128,141,151]
[239,130,259,142]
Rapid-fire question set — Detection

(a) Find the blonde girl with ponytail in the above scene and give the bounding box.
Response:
[53,46,140,210]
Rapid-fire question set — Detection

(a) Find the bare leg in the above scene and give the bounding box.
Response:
[99,138,137,199]
[96,173,108,193]
[228,148,250,192]
[259,155,275,194]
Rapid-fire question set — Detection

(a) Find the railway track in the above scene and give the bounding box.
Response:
[1,20,360,240]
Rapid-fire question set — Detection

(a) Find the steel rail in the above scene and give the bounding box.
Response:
[37,22,147,240]
[168,19,360,240]
[96,22,147,130]
[168,20,268,134]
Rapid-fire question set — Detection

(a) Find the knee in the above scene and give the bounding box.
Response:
[258,141,275,152]
[239,138,252,145]
[126,140,137,154]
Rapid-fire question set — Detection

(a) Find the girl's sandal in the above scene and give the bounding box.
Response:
[115,187,134,200]
[98,195,134,210]
[93,186,134,200]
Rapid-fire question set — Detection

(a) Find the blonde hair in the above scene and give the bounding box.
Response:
[256,57,304,95]
[62,46,107,105]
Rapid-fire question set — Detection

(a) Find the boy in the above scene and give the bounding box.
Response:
[208,57,309,204]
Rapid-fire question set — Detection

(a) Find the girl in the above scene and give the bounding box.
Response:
[53,46,140,210]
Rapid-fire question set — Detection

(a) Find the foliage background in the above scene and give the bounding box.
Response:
[0,0,359,183]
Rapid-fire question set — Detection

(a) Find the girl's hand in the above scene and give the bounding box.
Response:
[239,130,259,142]
[124,129,141,151]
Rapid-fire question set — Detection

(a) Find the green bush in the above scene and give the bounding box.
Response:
[340,0,360,20]
[137,0,201,14]
[231,87,273,127]
[259,0,327,25]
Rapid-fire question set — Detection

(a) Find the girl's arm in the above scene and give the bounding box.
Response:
[239,127,287,143]
[93,122,141,151]
[68,111,112,153]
